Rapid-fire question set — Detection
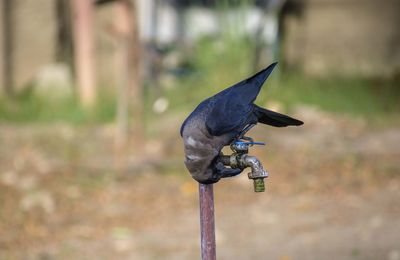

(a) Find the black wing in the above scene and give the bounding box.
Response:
[205,97,254,136]
[205,63,277,136]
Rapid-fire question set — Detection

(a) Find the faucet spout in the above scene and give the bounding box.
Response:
[219,153,268,192]
[242,155,269,179]
[241,155,268,192]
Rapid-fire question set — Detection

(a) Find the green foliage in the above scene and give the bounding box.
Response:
[165,36,255,111]
[1,36,399,124]
[0,89,116,124]
[259,72,400,116]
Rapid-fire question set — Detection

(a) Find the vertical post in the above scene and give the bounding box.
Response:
[114,0,144,152]
[71,0,96,107]
[114,0,131,152]
[199,183,216,260]
[56,0,73,66]
[129,0,144,144]
[1,0,13,96]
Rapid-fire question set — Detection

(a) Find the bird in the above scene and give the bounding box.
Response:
[180,62,303,184]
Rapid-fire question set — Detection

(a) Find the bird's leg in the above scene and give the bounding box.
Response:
[236,124,255,140]
[214,162,243,178]
[199,162,242,184]
[240,136,254,142]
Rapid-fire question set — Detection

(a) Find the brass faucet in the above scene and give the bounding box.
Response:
[218,139,268,192]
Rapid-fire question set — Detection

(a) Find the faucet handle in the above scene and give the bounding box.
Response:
[243,141,265,146]
[230,140,265,153]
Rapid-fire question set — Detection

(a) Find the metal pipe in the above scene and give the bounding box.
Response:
[197,142,267,260]
[199,183,216,260]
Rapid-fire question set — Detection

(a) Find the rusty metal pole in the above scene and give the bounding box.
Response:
[199,183,216,260]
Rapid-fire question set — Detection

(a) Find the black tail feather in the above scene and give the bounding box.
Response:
[229,62,278,104]
[254,105,303,127]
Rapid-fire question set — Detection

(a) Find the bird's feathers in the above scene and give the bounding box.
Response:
[254,105,303,127]
[231,62,277,103]
[205,62,278,136]
[181,62,304,184]
[205,98,254,136]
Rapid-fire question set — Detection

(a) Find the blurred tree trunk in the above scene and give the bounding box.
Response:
[56,0,74,68]
[148,0,159,84]
[1,0,14,96]
[114,0,143,153]
[71,0,96,107]
[129,0,144,145]
[115,0,130,153]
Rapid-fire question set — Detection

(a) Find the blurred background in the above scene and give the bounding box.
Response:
[0,0,399,259]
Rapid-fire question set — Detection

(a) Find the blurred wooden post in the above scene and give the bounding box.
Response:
[199,183,217,260]
[114,0,143,153]
[71,0,96,107]
[56,0,74,67]
[129,0,143,145]
[1,0,13,96]
[115,0,131,151]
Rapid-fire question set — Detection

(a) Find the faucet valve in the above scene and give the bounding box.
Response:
[243,154,269,192]
[220,138,269,192]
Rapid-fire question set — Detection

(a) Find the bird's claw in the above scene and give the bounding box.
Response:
[214,162,243,179]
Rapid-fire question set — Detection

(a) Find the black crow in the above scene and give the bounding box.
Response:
[180,62,303,184]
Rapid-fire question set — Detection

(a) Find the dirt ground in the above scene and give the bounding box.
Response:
[0,107,399,260]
